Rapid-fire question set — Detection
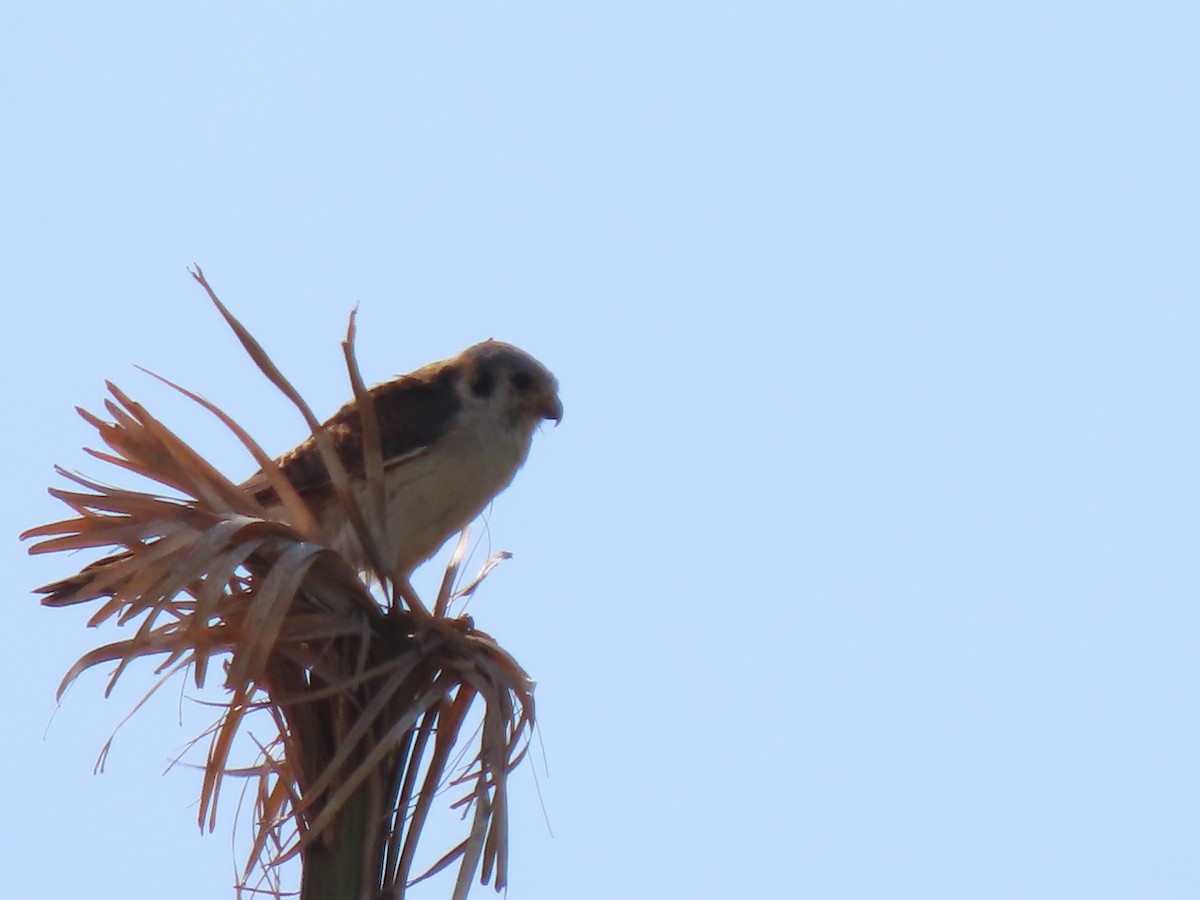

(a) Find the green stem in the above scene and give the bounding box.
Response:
[301,783,371,900]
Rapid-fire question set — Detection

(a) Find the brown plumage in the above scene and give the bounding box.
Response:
[37,340,561,606]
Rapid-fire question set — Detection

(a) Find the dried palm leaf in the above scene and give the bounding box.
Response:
[21,269,536,900]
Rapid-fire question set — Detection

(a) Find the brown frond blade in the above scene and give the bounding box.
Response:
[26,277,539,899]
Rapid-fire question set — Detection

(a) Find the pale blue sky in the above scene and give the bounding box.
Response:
[3,3,1198,898]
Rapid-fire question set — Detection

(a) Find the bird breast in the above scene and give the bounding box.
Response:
[325,408,538,576]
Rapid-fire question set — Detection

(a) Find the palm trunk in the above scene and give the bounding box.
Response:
[301,783,370,900]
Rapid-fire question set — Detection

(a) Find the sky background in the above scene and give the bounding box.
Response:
[3,2,1198,898]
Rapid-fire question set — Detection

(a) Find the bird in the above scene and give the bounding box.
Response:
[36,339,561,607]
[249,338,562,590]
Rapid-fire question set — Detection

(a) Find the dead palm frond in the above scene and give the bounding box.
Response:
[21,269,536,900]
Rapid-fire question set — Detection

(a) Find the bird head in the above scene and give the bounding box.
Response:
[462,340,562,429]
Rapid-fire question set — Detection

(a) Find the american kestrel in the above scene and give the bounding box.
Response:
[248,338,562,584]
[37,339,561,606]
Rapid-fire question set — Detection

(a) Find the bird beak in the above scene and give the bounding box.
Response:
[541,394,563,426]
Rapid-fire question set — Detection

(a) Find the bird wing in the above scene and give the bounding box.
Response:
[244,367,463,506]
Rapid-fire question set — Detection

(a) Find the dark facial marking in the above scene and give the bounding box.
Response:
[509,370,534,392]
[470,367,496,398]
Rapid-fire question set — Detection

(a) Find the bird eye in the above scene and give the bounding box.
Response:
[509,371,534,392]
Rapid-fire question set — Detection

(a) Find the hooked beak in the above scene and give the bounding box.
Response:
[540,393,563,426]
